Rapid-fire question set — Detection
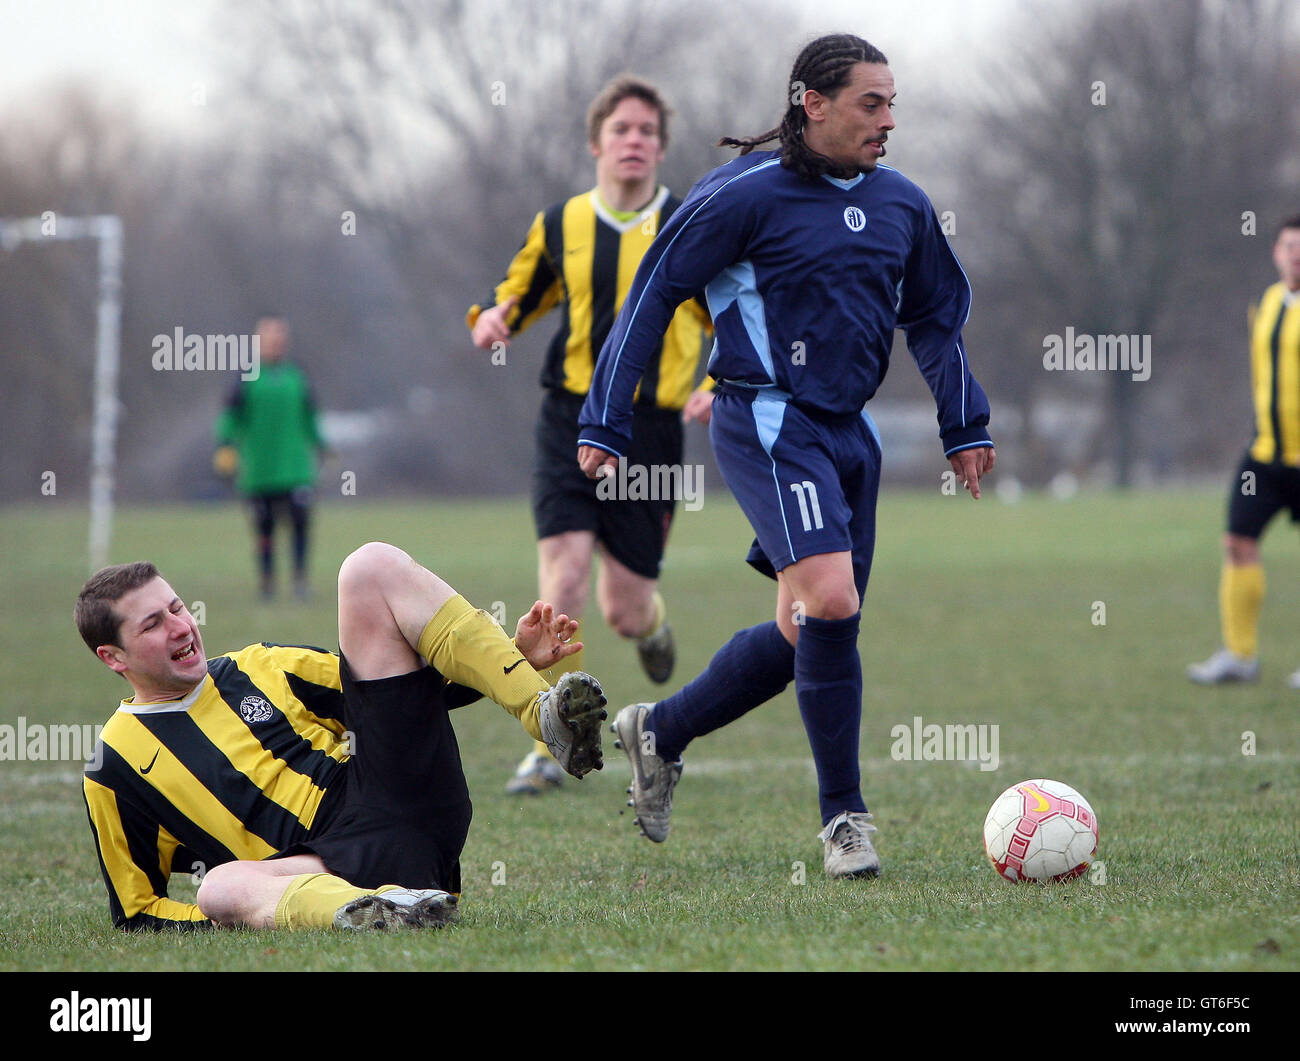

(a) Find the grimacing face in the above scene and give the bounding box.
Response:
[590,96,665,186]
[804,61,897,173]
[96,577,208,702]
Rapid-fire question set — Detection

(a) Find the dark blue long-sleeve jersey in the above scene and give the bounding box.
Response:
[578,149,991,458]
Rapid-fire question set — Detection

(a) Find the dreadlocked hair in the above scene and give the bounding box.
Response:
[718,33,888,181]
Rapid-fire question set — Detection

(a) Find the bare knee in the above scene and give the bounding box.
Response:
[1224,534,1259,566]
[811,590,860,621]
[601,595,652,638]
[338,541,410,598]
[788,581,860,621]
[779,552,860,623]
[196,861,253,926]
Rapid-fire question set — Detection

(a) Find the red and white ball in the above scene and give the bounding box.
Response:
[983,778,1098,882]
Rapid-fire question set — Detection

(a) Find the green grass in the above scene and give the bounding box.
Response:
[1,489,1297,970]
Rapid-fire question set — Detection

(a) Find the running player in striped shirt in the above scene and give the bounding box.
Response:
[469,76,713,796]
[1188,215,1300,687]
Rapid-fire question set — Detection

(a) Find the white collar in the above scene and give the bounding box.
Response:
[118,674,209,715]
[589,185,670,233]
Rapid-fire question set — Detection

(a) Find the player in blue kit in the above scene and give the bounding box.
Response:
[578,34,994,878]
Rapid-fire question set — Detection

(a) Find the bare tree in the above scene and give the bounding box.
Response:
[230,0,788,297]
[951,0,1300,485]
[213,0,792,488]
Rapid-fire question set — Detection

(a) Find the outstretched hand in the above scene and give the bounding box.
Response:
[949,446,996,499]
[514,600,582,670]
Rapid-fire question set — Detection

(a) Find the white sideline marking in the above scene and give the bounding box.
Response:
[675,751,1298,776]
[3,770,87,786]
[5,799,81,818]
[1,753,1293,790]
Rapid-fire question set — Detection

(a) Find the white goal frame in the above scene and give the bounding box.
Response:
[1,214,122,572]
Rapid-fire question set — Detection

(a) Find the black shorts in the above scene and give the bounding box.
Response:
[1227,453,1300,539]
[532,390,683,580]
[276,657,472,892]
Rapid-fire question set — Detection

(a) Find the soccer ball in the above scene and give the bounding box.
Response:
[983,778,1098,883]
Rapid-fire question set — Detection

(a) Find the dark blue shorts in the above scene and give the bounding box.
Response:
[709,386,882,599]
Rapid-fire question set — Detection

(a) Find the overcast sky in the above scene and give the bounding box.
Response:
[0,0,214,129]
[0,0,1023,130]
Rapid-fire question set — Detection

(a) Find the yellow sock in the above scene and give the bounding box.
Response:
[417,595,549,740]
[1220,563,1265,659]
[275,873,405,930]
[531,631,585,761]
[636,592,666,640]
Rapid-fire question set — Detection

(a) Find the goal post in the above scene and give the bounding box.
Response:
[0,214,123,573]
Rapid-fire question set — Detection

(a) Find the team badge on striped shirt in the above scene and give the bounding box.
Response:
[239,695,274,724]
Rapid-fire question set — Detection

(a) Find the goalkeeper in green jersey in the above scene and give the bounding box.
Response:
[214,314,327,601]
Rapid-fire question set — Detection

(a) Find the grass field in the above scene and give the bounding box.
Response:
[1,489,1297,972]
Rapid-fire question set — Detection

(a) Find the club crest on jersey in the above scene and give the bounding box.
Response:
[238,695,274,724]
[843,206,867,232]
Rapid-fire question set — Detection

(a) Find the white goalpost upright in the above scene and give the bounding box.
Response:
[0,214,123,573]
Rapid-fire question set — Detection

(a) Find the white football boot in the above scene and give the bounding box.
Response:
[504,749,566,795]
[1186,648,1259,685]
[334,889,459,930]
[537,672,607,779]
[819,810,881,879]
[611,703,682,842]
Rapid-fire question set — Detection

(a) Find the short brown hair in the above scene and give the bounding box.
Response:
[1277,215,1300,240]
[586,75,671,148]
[75,562,160,653]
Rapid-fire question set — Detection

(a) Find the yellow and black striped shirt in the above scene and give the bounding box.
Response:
[467,185,713,410]
[83,643,350,931]
[1248,282,1300,466]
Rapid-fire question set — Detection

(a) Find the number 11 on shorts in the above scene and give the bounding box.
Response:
[789,480,824,532]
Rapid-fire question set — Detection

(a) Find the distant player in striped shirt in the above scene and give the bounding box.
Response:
[579,34,994,878]
[1188,215,1300,687]
[77,544,606,931]
[468,76,713,796]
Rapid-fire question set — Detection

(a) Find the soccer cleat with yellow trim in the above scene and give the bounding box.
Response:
[611,703,682,842]
[333,889,459,930]
[819,811,881,879]
[636,621,676,684]
[1186,649,1259,685]
[537,672,607,779]
[504,750,566,795]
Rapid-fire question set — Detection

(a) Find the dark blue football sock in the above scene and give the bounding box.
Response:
[795,613,868,825]
[647,621,795,762]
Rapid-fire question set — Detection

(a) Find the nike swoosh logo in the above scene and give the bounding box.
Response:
[1020,784,1049,813]
[503,658,526,675]
[140,749,160,775]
